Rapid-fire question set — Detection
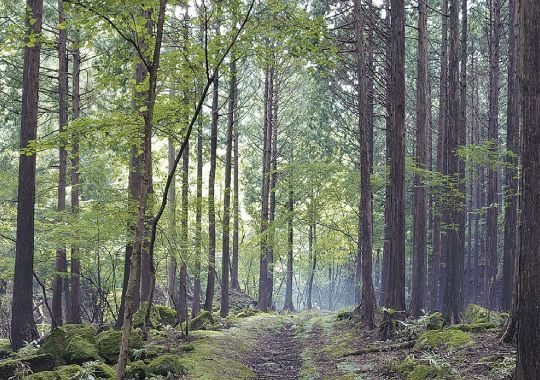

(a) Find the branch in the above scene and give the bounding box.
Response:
[33,271,57,328]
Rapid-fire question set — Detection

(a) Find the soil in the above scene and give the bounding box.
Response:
[242,321,304,379]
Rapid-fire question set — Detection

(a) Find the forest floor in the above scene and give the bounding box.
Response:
[150,306,515,380]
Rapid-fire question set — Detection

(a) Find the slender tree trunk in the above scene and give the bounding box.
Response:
[11,0,43,351]
[231,126,241,291]
[501,0,518,313]
[178,141,189,322]
[283,152,295,311]
[52,0,68,330]
[267,85,278,309]
[192,119,203,318]
[385,0,406,317]
[307,223,316,309]
[485,0,500,310]
[515,0,540,374]
[167,139,177,309]
[221,57,237,318]
[411,0,429,318]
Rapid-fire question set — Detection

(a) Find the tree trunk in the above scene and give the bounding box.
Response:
[221,57,237,318]
[52,0,68,330]
[306,223,316,309]
[515,0,540,374]
[192,119,203,318]
[231,123,241,290]
[283,152,295,312]
[167,139,177,309]
[501,0,518,313]
[411,0,429,319]
[178,140,189,322]
[485,0,500,310]
[385,0,406,317]
[11,0,43,351]
[267,84,278,309]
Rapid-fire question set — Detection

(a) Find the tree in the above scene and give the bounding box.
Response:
[515,0,540,374]
[385,0,406,317]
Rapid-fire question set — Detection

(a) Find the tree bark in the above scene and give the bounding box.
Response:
[283,150,295,312]
[178,140,189,322]
[192,119,203,318]
[11,0,43,351]
[166,139,177,309]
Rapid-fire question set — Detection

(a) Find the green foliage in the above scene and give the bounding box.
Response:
[146,354,183,377]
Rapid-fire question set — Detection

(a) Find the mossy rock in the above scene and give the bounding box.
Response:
[406,364,429,380]
[0,354,54,379]
[414,329,475,351]
[462,304,505,325]
[182,343,195,352]
[447,322,497,333]
[336,310,351,321]
[147,354,183,376]
[132,302,178,329]
[91,362,115,379]
[0,338,12,359]
[393,355,416,374]
[236,309,256,318]
[97,329,143,364]
[41,324,99,366]
[25,364,83,380]
[126,360,146,380]
[189,310,215,331]
[425,312,445,330]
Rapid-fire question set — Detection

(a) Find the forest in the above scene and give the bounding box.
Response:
[1,0,540,378]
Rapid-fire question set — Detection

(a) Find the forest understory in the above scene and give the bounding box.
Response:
[0,298,515,380]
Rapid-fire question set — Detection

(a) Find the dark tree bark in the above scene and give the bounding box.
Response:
[306,223,316,309]
[52,0,68,330]
[282,150,295,312]
[411,0,429,318]
[442,0,464,323]
[203,71,219,312]
[178,140,189,323]
[501,0,518,313]
[515,0,540,374]
[166,139,177,309]
[267,84,278,309]
[485,0,500,311]
[221,57,237,318]
[11,0,43,351]
[385,0,406,316]
[230,119,241,291]
[192,119,203,318]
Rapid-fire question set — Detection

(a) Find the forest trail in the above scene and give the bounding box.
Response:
[242,320,303,379]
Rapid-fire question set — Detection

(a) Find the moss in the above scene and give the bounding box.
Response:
[414,329,475,351]
[126,360,146,380]
[147,354,183,376]
[89,362,115,379]
[132,302,179,329]
[0,338,12,359]
[181,343,195,352]
[447,322,497,333]
[336,310,352,321]
[236,309,256,318]
[426,312,445,330]
[189,310,215,331]
[0,354,54,379]
[406,364,429,380]
[64,335,102,364]
[393,355,416,374]
[97,329,143,364]
[463,304,505,325]
[25,365,84,380]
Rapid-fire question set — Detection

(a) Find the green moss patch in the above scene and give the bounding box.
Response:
[0,354,54,379]
[447,322,497,333]
[132,302,178,329]
[414,329,475,351]
[462,304,505,325]
[97,329,143,364]
[406,364,429,380]
[126,360,146,379]
[425,312,445,330]
[147,354,183,376]
[189,310,215,331]
[25,365,83,380]
[40,324,100,366]
[64,336,101,365]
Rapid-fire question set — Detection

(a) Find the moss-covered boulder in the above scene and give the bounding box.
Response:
[462,304,506,325]
[0,354,54,379]
[147,354,184,376]
[126,360,146,380]
[40,324,99,366]
[97,329,143,364]
[181,343,195,352]
[425,312,445,330]
[414,329,475,351]
[90,362,115,379]
[236,309,256,318]
[189,310,214,331]
[447,322,498,333]
[132,302,178,329]
[406,364,429,380]
[25,365,83,380]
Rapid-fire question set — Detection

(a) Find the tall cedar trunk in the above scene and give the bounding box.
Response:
[385,0,406,316]
[307,223,316,309]
[354,0,375,328]
[283,151,295,311]
[178,141,189,322]
[167,139,177,309]
[267,86,278,309]
[442,0,463,323]
[258,63,273,312]
[501,0,518,312]
[221,57,237,318]
[11,0,43,351]
[230,120,241,290]
[52,0,68,330]
[485,0,500,310]
[379,0,390,308]
[204,72,219,312]
[515,0,540,373]
[192,119,203,318]
[432,0,448,312]
[411,0,428,318]
[115,2,166,378]
[460,0,469,305]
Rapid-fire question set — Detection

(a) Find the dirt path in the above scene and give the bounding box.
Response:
[243,321,304,379]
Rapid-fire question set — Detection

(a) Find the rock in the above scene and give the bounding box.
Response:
[25,365,83,380]
[40,324,99,366]
[0,354,54,379]
[189,310,214,331]
[97,329,143,364]
[414,329,475,351]
[147,354,183,376]
[132,302,178,329]
[425,312,445,330]
[126,360,146,380]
